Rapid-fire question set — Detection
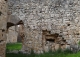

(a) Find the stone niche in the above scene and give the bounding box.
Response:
[0,0,8,57]
[42,30,69,52]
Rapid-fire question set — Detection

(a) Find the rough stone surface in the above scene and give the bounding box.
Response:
[0,0,7,57]
[6,0,80,54]
[7,26,18,43]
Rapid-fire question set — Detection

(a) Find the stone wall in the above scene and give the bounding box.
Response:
[7,26,18,43]
[7,0,80,54]
[0,0,8,57]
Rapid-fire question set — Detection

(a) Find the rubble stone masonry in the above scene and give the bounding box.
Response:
[2,0,78,56]
[6,0,80,54]
[0,0,8,57]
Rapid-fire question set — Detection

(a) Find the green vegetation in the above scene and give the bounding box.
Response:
[6,43,22,51]
[6,53,27,57]
[6,43,80,57]
[6,50,80,57]
[78,41,80,45]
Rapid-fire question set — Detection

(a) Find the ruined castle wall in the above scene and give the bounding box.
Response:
[0,0,8,57]
[7,0,80,53]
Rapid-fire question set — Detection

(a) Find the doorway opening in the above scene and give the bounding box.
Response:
[6,20,25,52]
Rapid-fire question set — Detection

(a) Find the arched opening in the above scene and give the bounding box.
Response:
[6,20,25,53]
[7,22,14,29]
[17,20,24,25]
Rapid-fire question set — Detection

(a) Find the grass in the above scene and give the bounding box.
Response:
[6,53,27,57]
[6,43,80,57]
[6,51,80,57]
[78,41,80,45]
[6,43,22,51]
